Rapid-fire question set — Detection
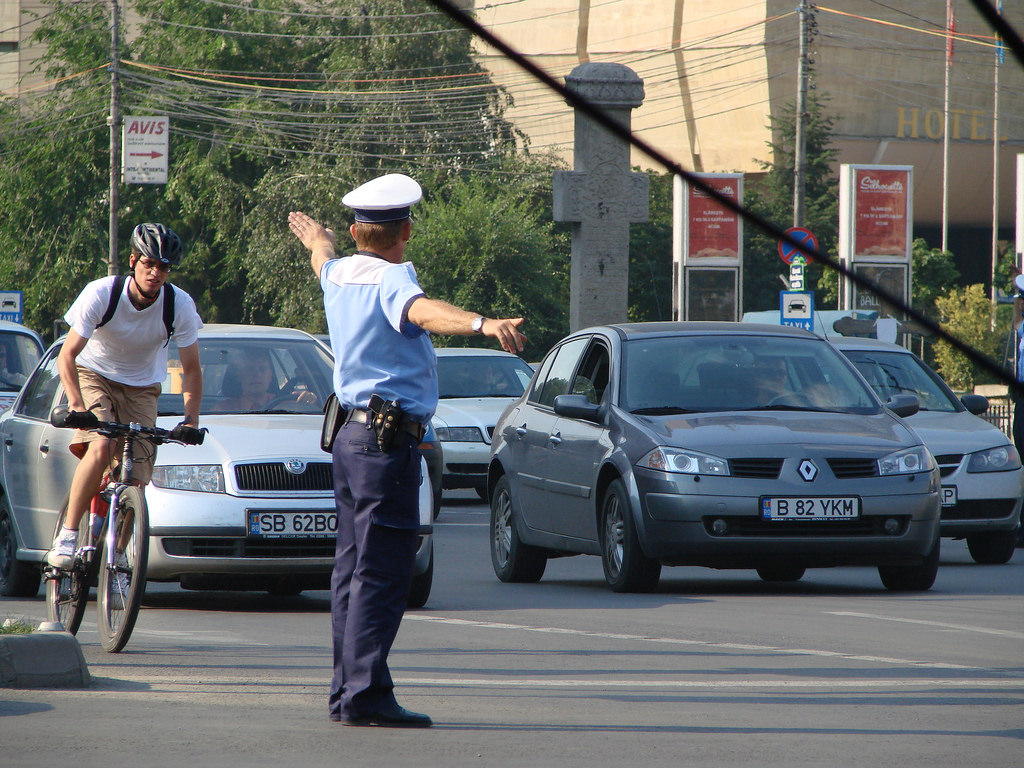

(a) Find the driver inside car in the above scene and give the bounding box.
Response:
[213,349,317,412]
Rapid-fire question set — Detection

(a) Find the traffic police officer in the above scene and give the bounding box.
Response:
[288,174,526,728]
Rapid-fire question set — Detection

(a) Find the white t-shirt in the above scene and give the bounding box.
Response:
[64,276,203,387]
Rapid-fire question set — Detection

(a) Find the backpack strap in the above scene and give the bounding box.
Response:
[95,275,175,345]
[95,275,127,330]
[161,283,175,346]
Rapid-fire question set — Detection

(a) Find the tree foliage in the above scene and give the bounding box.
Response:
[2,0,563,350]
[742,93,839,312]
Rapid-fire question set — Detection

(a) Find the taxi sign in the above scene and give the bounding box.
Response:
[0,290,23,323]
[778,227,817,265]
[780,290,814,332]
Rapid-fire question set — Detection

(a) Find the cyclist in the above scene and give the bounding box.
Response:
[46,223,204,569]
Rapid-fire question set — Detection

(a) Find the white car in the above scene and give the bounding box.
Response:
[833,336,1023,564]
[0,325,433,606]
[431,347,535,499]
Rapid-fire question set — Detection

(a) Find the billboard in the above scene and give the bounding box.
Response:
[839,165,913,313]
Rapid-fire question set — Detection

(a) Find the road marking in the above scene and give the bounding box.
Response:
[399,677,1024,690]
[405,615,1019,675]
[825,611,1024,640]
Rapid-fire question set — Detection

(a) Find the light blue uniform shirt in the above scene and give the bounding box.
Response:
[321,253,438,423]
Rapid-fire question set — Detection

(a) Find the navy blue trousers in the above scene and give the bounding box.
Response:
[328,420,420,720]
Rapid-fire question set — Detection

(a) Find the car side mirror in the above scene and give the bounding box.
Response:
[553,394,601,423]
[885,393,920,418]
[959,393,989,415]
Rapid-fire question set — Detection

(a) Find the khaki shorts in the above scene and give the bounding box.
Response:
[71,367,162,485]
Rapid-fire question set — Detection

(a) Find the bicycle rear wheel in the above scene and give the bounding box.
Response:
[45,499,100,635]
[97,486,149,653]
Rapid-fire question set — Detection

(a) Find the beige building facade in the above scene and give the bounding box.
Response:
[470,0,1024,275]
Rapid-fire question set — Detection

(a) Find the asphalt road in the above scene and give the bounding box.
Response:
[2,490,1022,768]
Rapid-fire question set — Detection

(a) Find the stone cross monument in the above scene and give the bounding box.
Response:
[553,62,649,331]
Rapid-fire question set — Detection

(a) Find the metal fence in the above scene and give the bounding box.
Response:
[979,396,1012,439]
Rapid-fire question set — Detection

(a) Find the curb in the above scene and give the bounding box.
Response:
[0,623,91,688]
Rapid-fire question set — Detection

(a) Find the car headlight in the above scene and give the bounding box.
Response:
[637,447,730,476]
[151,465,225,493]
[878,446,933,476]
[966,445,1022,473]
[435,426,484,442]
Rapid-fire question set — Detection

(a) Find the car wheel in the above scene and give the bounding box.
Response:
[0,496,41,597]
[966,531,1017,565]
[878,535,939,591]
[489,476,546,583]
[474,483,488,501]
[600,478,660,593]
[432,486,443,519]
[407,544,433,609]
[756,565,806,583]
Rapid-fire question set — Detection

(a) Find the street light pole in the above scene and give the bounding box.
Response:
[108,0,120,276]
[793,0,812,228]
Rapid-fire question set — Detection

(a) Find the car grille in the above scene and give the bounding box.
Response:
[941,498,1018,521]
[161,537,335,558]
[933,454,964,478]
[729,458,784,479]
[234,462,333,492]
[703,516,907,537]
[826,458,878,479]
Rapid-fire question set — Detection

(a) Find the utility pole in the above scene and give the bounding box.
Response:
[793,0,815,228]
[108,0,121,276]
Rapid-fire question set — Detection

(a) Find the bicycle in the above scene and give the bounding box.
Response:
[43,408,205,652]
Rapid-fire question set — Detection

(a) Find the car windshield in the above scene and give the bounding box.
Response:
[841,349,959,413]
[437,354,534,398]
[160,336,335,415]
[0,332,42,394]
[621,334,880,414]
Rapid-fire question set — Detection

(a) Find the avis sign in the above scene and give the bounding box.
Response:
[122,116,169,184]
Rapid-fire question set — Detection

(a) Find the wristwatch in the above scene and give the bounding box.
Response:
[471,316,486,334]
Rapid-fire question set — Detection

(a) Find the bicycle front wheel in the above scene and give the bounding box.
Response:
[45,498,100,635]
[97,486,149,653]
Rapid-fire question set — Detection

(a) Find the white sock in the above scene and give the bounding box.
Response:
[59,526,78,540]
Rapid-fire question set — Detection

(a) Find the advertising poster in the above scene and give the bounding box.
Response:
[685,268,737,321]
[685,174,742,263]
[853,167,910,257]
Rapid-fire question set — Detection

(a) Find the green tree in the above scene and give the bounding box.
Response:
[933,284,1006,390]
[742,94,839,312]
[2,0,549,342]
[628,171,673,321]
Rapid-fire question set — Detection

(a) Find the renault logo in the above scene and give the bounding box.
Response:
[285,458,307,475]
[798,459,819,482]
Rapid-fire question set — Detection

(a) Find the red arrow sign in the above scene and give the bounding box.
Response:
[129,151,164,159]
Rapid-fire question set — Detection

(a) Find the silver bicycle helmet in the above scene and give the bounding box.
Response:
[130,223,184,266]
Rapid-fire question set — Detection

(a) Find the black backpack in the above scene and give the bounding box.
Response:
[96,275,175,345]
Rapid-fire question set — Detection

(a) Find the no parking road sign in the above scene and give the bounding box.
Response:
[778,227,818,266]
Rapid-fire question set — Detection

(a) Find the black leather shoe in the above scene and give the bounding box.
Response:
[342,703,432,728]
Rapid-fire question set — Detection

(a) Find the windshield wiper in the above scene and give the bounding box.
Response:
[631,406,699,415]
[743,404,835,413]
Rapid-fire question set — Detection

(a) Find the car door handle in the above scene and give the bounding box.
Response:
[39,443,49,454]
[3,437,11,447]
[548,432,562,446]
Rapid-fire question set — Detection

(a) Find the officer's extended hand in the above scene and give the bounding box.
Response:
[482,317,527,354]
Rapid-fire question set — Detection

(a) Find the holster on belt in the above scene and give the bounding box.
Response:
[368,393,404,452]
[321,393,344,453]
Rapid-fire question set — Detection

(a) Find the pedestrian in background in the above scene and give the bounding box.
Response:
[288,173,526,728]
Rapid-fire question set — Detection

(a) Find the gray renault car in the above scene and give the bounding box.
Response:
[488,322,941,593]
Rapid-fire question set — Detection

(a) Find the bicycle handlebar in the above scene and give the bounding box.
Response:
[49,408,206,446]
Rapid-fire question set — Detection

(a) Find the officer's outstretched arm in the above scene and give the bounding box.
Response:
[407,297,526,354]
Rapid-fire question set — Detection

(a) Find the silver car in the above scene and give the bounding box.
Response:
[0,320,44,412]
[0,325,433,606]
[488,322,941,593]
[832,336,1022,564]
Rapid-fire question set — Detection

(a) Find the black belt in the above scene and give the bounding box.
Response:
[344,408,426,441]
